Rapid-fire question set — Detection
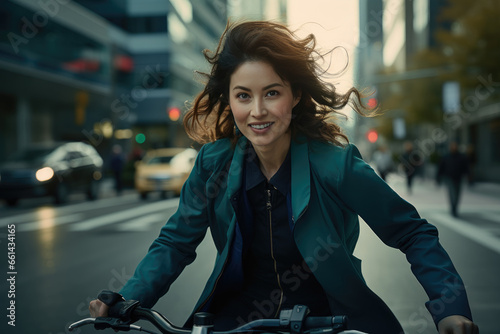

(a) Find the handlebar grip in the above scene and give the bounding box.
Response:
[96,290,140,323]
[94,317,133,331]
[304,315,348,330]
[108,300,141,322]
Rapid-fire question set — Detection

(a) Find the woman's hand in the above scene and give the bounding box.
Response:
[438,315,479,334]
[89,299,110,317]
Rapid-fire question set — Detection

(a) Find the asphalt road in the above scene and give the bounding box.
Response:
[0,175,499,334]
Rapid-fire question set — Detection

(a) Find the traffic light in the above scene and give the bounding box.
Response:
[366,129,378,143]
[366,86,378,109]
[135,133,146,144]
[367,97,378,109]
[168,107,181,121]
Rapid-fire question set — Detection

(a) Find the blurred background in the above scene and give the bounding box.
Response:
[0,1,499,334]
[0,0,499,183]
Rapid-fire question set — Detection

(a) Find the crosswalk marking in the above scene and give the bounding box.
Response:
[17,213,85,232]
[69,199,179,232]
[0,194,137,228]
[116,213,167,231]
[427,211,500,255]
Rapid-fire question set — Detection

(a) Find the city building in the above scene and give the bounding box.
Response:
[356,0,498,181]
[0,0,228,164]
[0,0,114,160]
[355,0,384,156]
[229,0,286,21]
[374,0,499,182]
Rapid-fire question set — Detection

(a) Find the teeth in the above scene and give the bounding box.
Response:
[250,122,272,129]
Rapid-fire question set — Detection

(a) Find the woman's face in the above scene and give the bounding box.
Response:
[229,61,300,152]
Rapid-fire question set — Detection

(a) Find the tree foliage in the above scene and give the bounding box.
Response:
[378,0,500,139]
[436,0,500,92]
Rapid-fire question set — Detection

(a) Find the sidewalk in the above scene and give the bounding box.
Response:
[385,173,500,209]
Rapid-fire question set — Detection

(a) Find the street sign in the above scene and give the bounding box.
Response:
[443,81,460,114]
[393,117,406,139]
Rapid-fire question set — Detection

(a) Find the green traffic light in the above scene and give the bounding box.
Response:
[135,133,146,144]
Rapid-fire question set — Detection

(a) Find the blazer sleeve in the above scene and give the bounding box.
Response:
[336,144,473,326]
[119,144,212,308]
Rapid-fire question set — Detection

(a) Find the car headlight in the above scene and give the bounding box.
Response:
[36,167,54,182]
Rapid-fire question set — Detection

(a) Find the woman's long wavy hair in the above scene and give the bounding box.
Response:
[184,20,372,146]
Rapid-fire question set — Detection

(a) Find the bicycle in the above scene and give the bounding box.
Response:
[68,291,367,334]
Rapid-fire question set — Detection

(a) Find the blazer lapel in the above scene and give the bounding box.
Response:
[226,137,247,201]
[290,137,311,224]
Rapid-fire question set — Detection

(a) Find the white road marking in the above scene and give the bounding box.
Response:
[69,199,179,232]
[17,213,85,232]
[0,194,137,228]
[427,212,500,255]
[116,213,167,231]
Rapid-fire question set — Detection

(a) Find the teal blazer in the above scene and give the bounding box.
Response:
[120,137,472,334]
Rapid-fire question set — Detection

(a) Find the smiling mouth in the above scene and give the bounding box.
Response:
[249,122,273,130]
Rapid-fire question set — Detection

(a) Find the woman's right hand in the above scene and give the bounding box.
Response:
[89,299,110,317]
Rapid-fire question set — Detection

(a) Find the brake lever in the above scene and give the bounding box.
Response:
[68,317,97,331]
[68,316,144,332]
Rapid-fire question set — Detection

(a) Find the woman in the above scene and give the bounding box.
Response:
[90,21,478,334]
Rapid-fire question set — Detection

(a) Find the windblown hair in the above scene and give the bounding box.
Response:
[183,20,372,146]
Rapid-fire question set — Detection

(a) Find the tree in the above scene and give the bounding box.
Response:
[377,0,500,140]
[436,0,500,95]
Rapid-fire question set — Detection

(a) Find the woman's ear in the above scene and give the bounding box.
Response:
[293,90,302,108]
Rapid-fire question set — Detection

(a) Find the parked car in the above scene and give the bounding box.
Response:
[135,147,197,199]
[0,142,103,206]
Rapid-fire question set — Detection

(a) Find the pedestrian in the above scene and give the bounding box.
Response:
[437,142,470,217]
[399,141,422,194]
[89,21,477,334]
[371,144,393,181]
[110,144,125,195]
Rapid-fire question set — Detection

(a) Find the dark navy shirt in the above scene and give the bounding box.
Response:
[213,145,330,329]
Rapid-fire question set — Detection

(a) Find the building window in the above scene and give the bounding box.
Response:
[127,16,167,34]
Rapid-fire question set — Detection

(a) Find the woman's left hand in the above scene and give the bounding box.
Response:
[437,315,479,334]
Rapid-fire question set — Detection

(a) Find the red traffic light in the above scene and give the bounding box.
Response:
[168,107,181,121]
[367,97,378,109]
[367,129,378,143]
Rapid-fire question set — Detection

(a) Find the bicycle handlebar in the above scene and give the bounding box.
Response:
[69,304,367,334]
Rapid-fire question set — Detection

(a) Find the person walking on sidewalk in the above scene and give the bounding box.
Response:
[399,141,422,194]
[110,144,126,195]
[372,144,393,181]
[437,142,470,217]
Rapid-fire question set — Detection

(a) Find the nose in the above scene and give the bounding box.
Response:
[250,97,267,118]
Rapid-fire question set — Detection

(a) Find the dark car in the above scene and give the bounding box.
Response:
[0,142,103,206]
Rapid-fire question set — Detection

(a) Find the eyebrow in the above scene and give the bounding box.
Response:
[232,83,284,91]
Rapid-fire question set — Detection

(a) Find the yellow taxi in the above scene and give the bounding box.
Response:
[134,148,197,199]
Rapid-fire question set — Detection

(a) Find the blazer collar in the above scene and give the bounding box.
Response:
[227,136,311,223]
[227,137,248,201]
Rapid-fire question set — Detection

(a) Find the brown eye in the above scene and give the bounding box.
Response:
[237,92,250,100]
